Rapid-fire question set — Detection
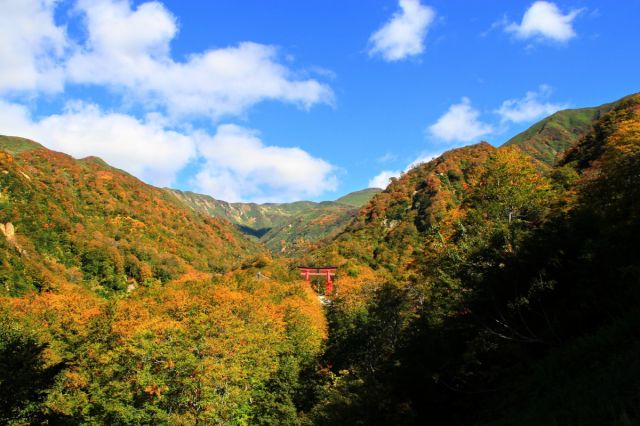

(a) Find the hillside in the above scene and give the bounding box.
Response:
[503,93,637,165]
[167,187,381,254]
[0,136,260,295]
[0,136,328,424]
[299,95,640,425]
[303,141,497,274]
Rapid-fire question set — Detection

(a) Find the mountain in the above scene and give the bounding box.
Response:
[503,93,637,165]
[303,141,497,274]
[300,94,640,425]
[167,187,381,254]
[0,135,260,296]
[2,93,639,425]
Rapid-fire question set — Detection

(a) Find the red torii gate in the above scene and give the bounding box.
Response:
[298,266,337,295]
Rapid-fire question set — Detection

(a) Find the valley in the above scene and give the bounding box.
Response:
[1,94,639,424]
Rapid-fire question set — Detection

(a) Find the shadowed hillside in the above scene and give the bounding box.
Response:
[299,94,640,425]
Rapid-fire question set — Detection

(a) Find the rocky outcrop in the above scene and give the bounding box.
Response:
[0,222,15,242]
[0,222,25,255]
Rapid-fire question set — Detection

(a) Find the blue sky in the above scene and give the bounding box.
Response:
[0,0,638,202]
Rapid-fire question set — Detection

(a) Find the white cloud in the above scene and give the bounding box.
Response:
[0,100,195,186]
[0,0,333,119]
[406,151,440,169]
[0,102,338,201]
[368,0,436,62]
[368,151,440,189]
[193,124,337,202]
[377,152,397,163]
[66,0,333,119]
[506,1,582,42]
[368,170,401,189]
[0,0,339,202]
[428,97,493,142]
[0,0,67,94]
[496,85,566,123]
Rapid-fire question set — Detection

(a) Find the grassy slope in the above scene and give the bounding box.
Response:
[335,188,382,207]
[503,94,638,165]
[0,135,44,154]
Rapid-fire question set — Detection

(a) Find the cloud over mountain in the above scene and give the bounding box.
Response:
[496,85,566,123]
[368,0,436,62]
[506,1,582,43]
[194,124,336,203]
[429,98,493,143]
[0,100,195,187]
[0,0,337,202]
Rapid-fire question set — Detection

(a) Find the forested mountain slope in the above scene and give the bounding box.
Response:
[0,136,259,296]
[302,141,497,275]
[299,94,640,425]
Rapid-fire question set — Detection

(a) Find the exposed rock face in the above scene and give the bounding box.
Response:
[0,222,15,241]
[0,222,25,255]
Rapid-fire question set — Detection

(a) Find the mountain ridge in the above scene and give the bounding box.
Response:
[0,136,261,295]
[167,187,381,254]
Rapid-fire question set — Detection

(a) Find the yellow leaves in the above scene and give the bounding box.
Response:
[331,265,382,311]
[112,298,183,339]
[606,109,640,158]
[1,255,328,422]
[282,285,328,346]
[144,384,169,398]
[9,282,102,328]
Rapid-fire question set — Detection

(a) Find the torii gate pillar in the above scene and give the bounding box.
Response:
[298,267,336,295]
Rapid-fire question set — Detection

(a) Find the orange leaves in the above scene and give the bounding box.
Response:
[331,265,382,311]
[169,268,212,285]
[9,282,102,329]
[63,370,89,390]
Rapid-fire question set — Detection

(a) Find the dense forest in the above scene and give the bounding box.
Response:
[0,136,326,424]
[300,94,640,424]
[1,94,639,424]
